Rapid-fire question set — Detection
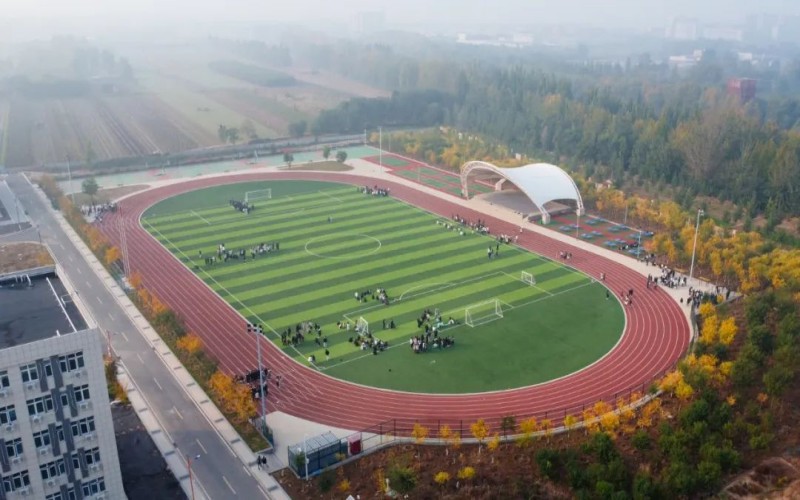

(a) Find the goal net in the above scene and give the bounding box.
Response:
[245,189,272,203]
[521,271,536,286]
[356,317,369,335]
[464,299,504,328]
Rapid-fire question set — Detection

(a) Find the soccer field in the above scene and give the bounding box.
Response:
[143,180,624,393]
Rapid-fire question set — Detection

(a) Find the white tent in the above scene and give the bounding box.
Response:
[461,161,584,223]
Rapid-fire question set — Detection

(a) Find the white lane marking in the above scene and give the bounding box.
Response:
[119,331,129,342]
[153,378,163,391]
[96,296,103,305]
[136,353,144,363]
[173,406,183,420]
[242,465,252,476]
[222,476,236,494]
[196,438,207,454]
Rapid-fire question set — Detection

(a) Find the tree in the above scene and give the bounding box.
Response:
[336,150,348,163]
[177,333,203,355]
[218,125,229,144]
[82,177,99,205]
[129,271,143,290]
[411,422,429,444]
[240,119,258,140]
[289,120,307,137]
[433,471,450,487]
[718,317,738,345]
[283,152,294,167]
[322,145,331,160]
[104,246,121,267]
[226,127,240,144]
[470,419,490,452]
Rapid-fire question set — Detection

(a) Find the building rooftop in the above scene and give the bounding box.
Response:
[0,273,87,349]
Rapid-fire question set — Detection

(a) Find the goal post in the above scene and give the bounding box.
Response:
[244,188,272,203]
[521,271,536,286]
[356,317,369,335]
[464,298,504,328]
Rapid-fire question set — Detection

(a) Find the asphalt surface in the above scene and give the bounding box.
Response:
[6,173,270,500]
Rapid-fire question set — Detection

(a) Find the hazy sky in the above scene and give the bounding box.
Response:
[4,0,800,30]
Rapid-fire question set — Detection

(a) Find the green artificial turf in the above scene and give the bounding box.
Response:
[144,180,624,393]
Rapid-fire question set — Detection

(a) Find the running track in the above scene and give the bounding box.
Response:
[101,172,689,433]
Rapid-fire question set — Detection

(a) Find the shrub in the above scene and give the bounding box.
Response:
[631,429,651,451]
[457,466,476,481]
[387,464,417,494]
[337,479,351,493]
[535,448,559,480]
[434,471,450,485]
[318,470,335,492]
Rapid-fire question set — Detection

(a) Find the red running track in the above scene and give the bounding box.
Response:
[101,172,689,432]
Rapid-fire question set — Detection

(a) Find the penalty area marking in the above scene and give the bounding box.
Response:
[304,234,382,260]
[190,210,211,225]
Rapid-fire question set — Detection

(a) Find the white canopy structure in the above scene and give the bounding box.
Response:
[461,161,584,224]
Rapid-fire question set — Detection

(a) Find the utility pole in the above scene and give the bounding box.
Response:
[378,126,383,170]
[186,454,200,500]
[66,155,74,203]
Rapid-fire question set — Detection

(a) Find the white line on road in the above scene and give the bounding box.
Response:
[136,353,144,363]
[153,378,163,391]
[173,406,183,420]
[75,267,82,275]
[107,312,114,321]
[258,486,269,498]
[95,296,103,305]
[196,438,207,454]
[222,476,236,495]
[242,465,252,476]
[119,331,129,343]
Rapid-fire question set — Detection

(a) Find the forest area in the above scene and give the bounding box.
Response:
[300,39,800,225]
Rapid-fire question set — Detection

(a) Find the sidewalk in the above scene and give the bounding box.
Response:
[28,176,291,500]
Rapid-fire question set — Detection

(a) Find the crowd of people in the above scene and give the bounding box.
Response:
[230,199,255,214]
[84,202,117,223]
[451,214,490,235]
[361,185,390,196]
[411,308,458,353]
[201,241,280,266]
[281,321,320,346]
[648,265,686,289]
[354,287,391,305]
[559,250,574,260]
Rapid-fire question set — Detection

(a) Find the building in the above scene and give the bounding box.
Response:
[728,78,757,103]
[0,268,123,499]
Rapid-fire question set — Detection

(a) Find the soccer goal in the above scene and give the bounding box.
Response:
[464,298,504,328]
[521,271,536,286]
[244,188,272,203]
[356,316,369,335]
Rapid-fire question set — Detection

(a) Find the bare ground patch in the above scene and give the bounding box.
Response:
[0,242,53,274]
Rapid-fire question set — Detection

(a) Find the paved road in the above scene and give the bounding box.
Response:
[7,174,269,500]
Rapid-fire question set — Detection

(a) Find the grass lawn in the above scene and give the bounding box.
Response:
[143,181,624,393]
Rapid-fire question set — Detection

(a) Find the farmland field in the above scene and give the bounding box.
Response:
[143,180,624,394]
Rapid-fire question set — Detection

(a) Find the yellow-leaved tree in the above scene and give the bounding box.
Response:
[718,317,738,345]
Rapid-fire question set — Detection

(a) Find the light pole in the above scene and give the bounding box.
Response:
[689,209,704,283]
[378,126,383,170]
[66,155,74,203]
[186,453,200,500]
[304,434,309,481]
[248,323,268,435]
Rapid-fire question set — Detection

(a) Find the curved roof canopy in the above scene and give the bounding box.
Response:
[461,161,584,221]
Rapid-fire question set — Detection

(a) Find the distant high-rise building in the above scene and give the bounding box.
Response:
[0,269,124,499]
[666,17,699,40]
[728,78,757,103]
[355,11,386,34]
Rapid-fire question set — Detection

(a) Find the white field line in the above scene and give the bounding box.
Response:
[142,219,307,362]
[318,189,343,203]
[500,270,554,296]
[327,277,600,372]
[190,210,211,225]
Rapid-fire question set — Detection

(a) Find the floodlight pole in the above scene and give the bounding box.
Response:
[689,209,704,283]
[304,434,309,481]
[378,126,383,170]
[251,323,268,433]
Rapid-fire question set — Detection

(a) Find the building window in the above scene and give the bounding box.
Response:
[26,395,54,416]
[4,438,22,458]
[39,458,66,480]
[58,353,85,373]
[0,405,17,425]
[46,493,63,500]
[33,429,51,448]
[20,363,38,383]
[0,371,9,388]
[74,385,91,403]
[70,416,96,437]
[81,477,105,496]
[2,470,30,492]
[71,448,101,470]
[44,362,54,378]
